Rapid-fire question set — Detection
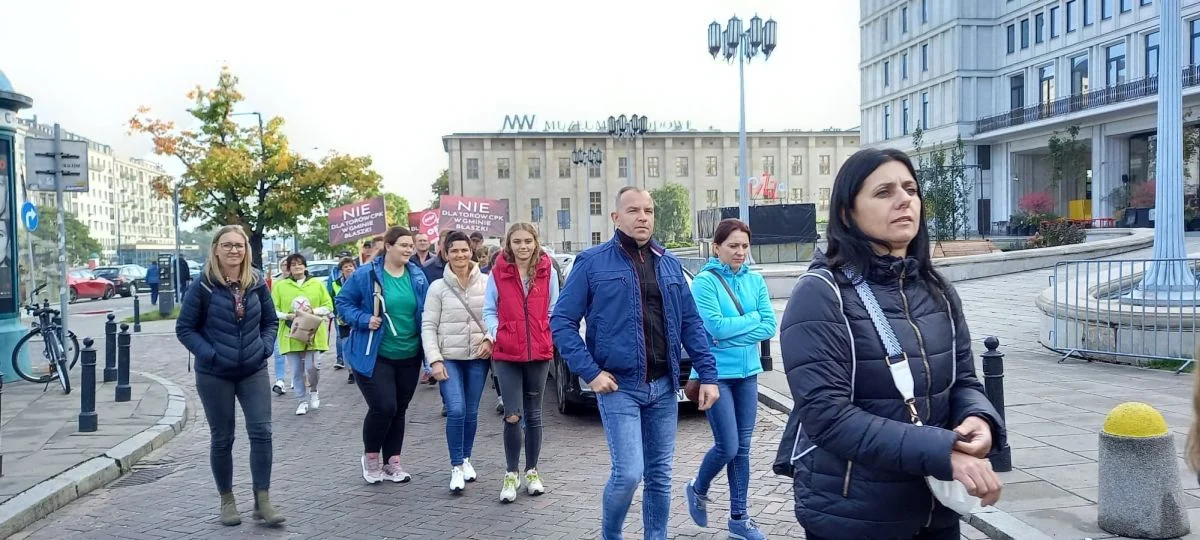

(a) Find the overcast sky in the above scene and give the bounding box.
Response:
[1,0,860,212]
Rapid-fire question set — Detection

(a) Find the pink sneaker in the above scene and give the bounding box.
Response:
[361,453,384,484]
[383,457,411,483]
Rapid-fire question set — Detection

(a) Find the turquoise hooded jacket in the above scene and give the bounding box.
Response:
[689,257,778,380]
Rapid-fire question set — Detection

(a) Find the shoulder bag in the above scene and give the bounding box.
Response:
[843,267,981,516]
[446,283,489,359]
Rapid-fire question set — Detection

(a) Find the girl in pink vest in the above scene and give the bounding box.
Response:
[482,222,560,503]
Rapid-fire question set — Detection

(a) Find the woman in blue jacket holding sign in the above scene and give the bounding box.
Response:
[683,218,777,540]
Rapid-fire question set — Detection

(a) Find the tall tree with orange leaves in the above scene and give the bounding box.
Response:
[128,68,382,269]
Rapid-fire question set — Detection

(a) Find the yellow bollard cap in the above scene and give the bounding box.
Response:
[1102,402,1169,437]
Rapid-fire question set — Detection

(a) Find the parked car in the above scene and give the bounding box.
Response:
[272,259,339,284]
[551,257,696,415]
[92,265,147,297]
[68,269,115,303]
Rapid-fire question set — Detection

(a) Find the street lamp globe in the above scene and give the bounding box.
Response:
[748,15,763,50]
[726,16,742,48]
[707,22,722,58]
[763,19,779,57]
[606,116,617,135]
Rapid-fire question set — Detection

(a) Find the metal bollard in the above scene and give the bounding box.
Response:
[981,336,1012,472]
[104,314,117,383]
[132,294,142,333]
[115,324,132,402]
[79,338,98,432]
[760,339,773,371]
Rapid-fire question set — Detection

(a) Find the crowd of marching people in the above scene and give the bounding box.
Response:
[175,147,1009,539]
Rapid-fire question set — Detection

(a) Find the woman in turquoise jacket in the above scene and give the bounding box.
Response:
[684,218,778,540]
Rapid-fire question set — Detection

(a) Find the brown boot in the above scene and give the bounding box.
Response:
[219,492,241,526]
[252,489,285,526]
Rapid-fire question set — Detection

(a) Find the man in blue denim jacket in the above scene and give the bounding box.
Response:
[551,185,720,540]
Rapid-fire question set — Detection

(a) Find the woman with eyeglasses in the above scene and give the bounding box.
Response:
[176,225,284,527]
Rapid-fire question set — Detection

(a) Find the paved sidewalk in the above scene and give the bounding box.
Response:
[759,237,1200,539]
[0,360,188,537]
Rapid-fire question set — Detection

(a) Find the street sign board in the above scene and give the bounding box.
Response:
[20,201,37,232]
[24,137,89,192]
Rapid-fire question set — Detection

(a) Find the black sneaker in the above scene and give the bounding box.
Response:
[347,372,355,384]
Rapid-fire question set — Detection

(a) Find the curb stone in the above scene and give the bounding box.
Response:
[756,388,1051,540]
[0,371,189,538]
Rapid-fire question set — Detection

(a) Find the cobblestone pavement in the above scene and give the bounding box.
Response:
[13,334,811,540]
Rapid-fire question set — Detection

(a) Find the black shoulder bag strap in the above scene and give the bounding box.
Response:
[706,268,745,315]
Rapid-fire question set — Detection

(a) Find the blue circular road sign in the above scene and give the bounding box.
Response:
[21,201,37,232]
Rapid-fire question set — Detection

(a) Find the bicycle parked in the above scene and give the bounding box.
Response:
[12,294,80,394]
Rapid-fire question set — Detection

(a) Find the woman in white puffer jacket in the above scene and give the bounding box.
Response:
[422,230,491,494]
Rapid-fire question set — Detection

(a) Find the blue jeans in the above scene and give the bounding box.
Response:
[694,375,758,518]
[273,341,286,382]
[596,375,677,540]
[439,359,490,466]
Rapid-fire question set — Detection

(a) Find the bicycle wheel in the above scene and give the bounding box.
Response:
[63,330,80,370]
[57,354,71,394]
[11,328,59,384]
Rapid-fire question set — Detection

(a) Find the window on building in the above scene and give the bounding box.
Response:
[1010,73,1025,110]
[734,189,740,203]
[883,104,891,139]
[466,158,479,179]
[1035,13,1045,43]
[1020,19,1030,49]
[591,232,601,246]
[1102,0,1112,19]
[1141,0,1152,5]
[819,188,831,206]
[499,199,510,221]
[1120,0,1132,12]
[884,60,891,86]
[497,158,510,179]
[1071,53,1090,94]
[1193,20,1200,66]
[820,155,832,175]
[761,155,775,175]
[901,53,909,79]
[791,155,803,175]
[648,157,660,177]
[1039,64,1055,106]
[706,189,719,208]
[1007,24,1016,53]
[790,188,804,201]
[921,92,930,128]
[1106,42,1127,85]
[706,156,718,176]
[883,14,889,42]
[589,191,601,215]
[1050,6,1060,37]
[618,157,628,178]
[675,157,689,177]
[901,99,910,135]
[1145,31,1160,78]
[901,6,908,33]
[588,159,601,178]
[1067,0,1077,32]
[921,44,929,71]
[561,197,571,211]
[1083,0,1093,24]
[558,157,570,178]
[528,157,541,179]
[530,198,542,221]
[921,0,929,23]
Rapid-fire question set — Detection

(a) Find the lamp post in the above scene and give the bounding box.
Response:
[708,14,778,229]
[606,115,648,187]
[572,148,603,250]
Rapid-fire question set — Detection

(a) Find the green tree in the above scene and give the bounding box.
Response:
[19,206,103,297]
[650,183,692,244]
[383,192,411,226]
[430,169,449,208]
[128,68,383,269]
[912,128,971,241]
[177,226,216,246]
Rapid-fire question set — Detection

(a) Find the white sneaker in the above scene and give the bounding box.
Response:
[309,392,320,410]
[525,469,545,496]
[272,379,285,395]
[450,466,466,493]
[361,454,383,484]
[295,401,309,415]
[383,459,411,483]
[461,458,477,482]
[500,472,519,503]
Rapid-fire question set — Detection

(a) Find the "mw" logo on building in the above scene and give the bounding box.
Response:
[501,114,537,132]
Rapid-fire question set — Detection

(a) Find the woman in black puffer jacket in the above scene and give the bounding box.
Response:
[780,149,1006,540]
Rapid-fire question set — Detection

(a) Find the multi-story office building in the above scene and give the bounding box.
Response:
[861,0,1200,228]
[442,124,859,251]
[13,117,177,260]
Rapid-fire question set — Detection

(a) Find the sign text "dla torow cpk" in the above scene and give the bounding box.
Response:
[500,115,693,133]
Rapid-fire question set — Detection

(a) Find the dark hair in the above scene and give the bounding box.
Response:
[444,230,472,253]
[284,253,308,279]
[382,226,414,253]
[824,148,944,293]
[469,231,484,240]
[338,257,356,271]
[713,218,751,245]
[362,238,375,249]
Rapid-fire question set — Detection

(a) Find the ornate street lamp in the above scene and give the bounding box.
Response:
[606,114,648,187]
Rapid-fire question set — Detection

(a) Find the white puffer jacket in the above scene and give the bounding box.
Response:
[421,263,489,363]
